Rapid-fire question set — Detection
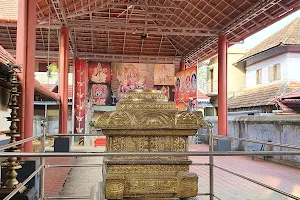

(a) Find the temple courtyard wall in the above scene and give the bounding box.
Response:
[197,115,300,165]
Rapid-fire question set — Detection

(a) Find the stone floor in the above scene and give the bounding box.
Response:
[44,144,300,200]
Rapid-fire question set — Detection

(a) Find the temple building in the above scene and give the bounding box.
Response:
[229,18,300,115]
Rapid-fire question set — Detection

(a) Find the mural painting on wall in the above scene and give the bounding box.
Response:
[175,66,197,104]
[111,63,154,98]
[88,62,111,83]
[154,64,175,85]
[154,85,175,101]
[91,84,108,105]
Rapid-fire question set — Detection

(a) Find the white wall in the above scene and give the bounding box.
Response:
[246,53,288,88]
[34,72,73,85]
[286,53,300,81]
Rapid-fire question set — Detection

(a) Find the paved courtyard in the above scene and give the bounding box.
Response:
[44,144,300,200]
[189,145,300,200]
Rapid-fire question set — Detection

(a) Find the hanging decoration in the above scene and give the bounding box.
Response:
[74,60,87,134]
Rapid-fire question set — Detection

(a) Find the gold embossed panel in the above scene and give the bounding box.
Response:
[94,90,205,199]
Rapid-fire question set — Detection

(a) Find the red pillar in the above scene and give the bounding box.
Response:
[180,61,185,71]
[59,27,69,134]
[218,35,228,136]
[16,0,36,152]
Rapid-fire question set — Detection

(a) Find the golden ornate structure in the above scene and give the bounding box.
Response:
[94,90,206,199]
[0,63,25,194]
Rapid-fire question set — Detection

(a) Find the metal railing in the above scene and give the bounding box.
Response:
[1,123,300,200]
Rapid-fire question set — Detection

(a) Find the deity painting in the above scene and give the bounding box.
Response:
[88,62,111,83]
[154,64,175,85]
[175,77,181,92]
[111,63,154,98]
[191,73,197,91]
[185,73,191,93]
[91,84,108,105]
[154,86,170,100]
[174,66,197,104]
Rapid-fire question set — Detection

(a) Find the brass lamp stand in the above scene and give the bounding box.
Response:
[0,63,26,194]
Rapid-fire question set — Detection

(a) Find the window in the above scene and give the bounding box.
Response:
[268,64,281,82]
[256,69,262,84]
[208,69,213,92]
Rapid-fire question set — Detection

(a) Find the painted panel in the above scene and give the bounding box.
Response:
[153,64,175,85]
[174,67,197,103]
[111,63,154,99]
[88,62,111,83]
[90,84,113,106]
[153,85,175,101]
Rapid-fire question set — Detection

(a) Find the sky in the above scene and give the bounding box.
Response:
[233,10,300,49]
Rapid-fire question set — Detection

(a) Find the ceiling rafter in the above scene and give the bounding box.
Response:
[38,0,83,23]
[137,1,185,55]
[107,8,110,54]
[39,28,46,51]
[3,0,299,65]
[66,0,116,19]
[148,0,198,51]
[185,0,284,64]
[157,35,163,56]
[51,0,77,56]
[177,0,221,27]
[122,5,134,54]
[66,21,218,36]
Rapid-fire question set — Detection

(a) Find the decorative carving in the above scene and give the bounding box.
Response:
[76,92,84,98]
[77,81,84,86]
[116,102,175,110]
[0,63,26,194]
[94,110,206,129]
[94,90,206,199]
[107,165,189,175]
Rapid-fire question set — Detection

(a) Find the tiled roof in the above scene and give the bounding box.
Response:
[197,89,210,100]
[0,0,18,20]
[238,18,300,63]
[280,89,300,99]
[0,45,15,64]
[42,84,73,99]
[228,82,300,109]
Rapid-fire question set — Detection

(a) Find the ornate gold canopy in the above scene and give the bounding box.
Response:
[94,90,206,199]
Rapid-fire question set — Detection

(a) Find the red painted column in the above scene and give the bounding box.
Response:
[59,27,69,134]
[180,60,185,71]
[16,0,36,152]
[218,35,228,136]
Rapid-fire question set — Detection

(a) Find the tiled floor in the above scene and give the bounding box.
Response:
[44,157,75,197]
[44,145,300,200]
[189,144,300,200]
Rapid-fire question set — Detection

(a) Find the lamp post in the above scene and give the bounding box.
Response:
[0,63,25,194]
